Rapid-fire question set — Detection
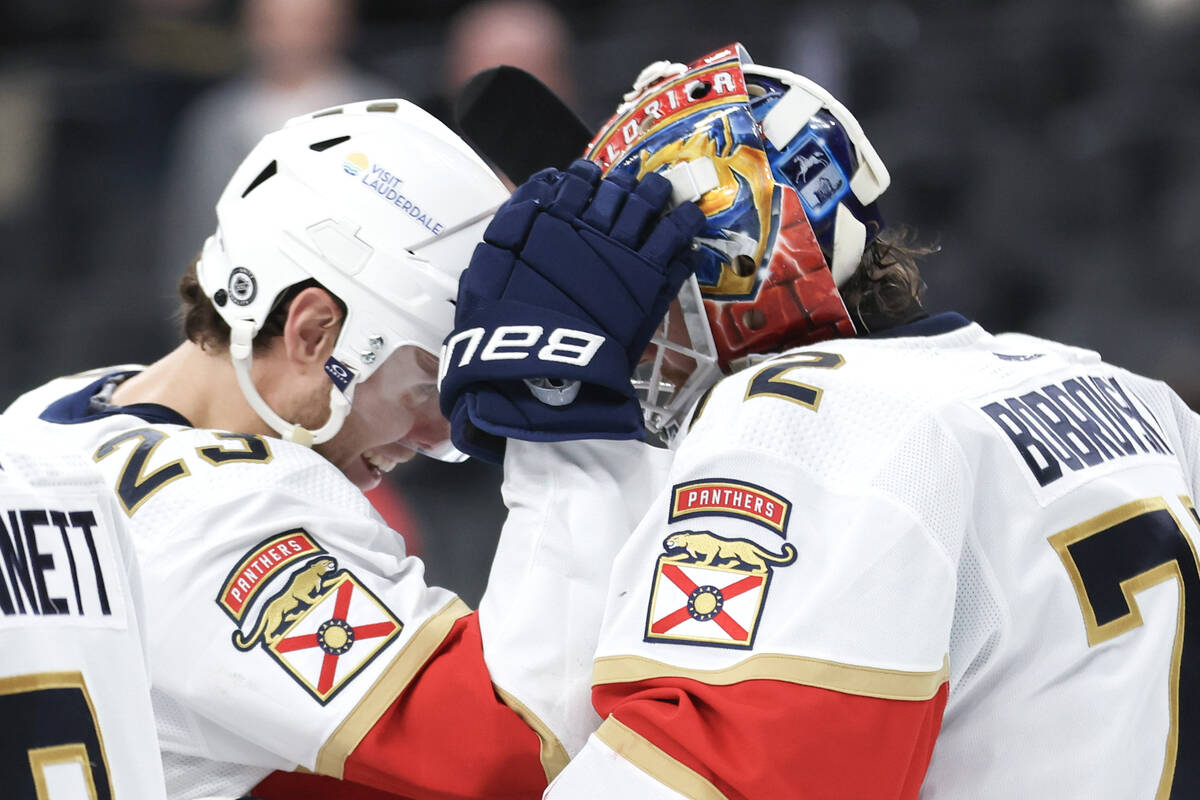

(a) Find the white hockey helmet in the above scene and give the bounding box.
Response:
[197,99,509,452]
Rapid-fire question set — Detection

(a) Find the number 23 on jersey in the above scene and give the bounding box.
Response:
[94,430,272,515]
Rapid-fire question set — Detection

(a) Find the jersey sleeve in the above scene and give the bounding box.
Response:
[113,430,549,798]
[246,439,675,799]
[479,438,674,759]
[548,349,970,798]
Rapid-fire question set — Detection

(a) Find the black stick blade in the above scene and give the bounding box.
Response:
[455,66,594,184]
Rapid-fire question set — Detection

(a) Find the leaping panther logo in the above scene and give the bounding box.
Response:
[233,557,340,651]
[662,531,797,574]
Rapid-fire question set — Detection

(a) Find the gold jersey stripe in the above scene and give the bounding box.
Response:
[494,684,569,783]
[0,671,91,694]
[595,716,727,800]
[316,596,472,777]
[593,652,950,701]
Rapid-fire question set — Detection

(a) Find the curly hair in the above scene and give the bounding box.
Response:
[838,226,935,333]
[177,259,338,353]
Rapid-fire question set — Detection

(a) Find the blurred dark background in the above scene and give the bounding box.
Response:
[3,0,1198,602]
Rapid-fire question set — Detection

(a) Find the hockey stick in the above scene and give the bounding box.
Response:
[454,66,595,184]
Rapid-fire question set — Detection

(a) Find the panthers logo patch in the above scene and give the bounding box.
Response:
[218,531,402,704]
[669,479,791,536]
[645,530,796,649]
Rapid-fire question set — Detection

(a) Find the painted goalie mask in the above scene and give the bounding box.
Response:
[584,43,890,444]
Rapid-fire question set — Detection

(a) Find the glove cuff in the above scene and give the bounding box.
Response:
[448,386,645,464]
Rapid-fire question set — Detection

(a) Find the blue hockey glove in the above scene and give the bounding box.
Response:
[439,158,705,463]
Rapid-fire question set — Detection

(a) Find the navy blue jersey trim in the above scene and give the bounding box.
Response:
[39,372,193,427]
[868,312,970,340]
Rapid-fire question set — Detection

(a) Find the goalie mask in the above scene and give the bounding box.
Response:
[585,44,889,444]
[197,99,508,456]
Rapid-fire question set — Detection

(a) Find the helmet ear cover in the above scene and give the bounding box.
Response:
[196,98,509,450]
[584,44,890,443]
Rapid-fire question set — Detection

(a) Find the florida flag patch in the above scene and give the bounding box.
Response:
[218,530,402,704]
[645,530,796,649]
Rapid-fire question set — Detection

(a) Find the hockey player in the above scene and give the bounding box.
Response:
[6,99,701,798]
[439,45,1200,798]
[0,415,166,799]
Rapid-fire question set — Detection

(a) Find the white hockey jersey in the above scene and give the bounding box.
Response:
[0,415,166,800]
[547,313,1200,800]
[7,366,669,800]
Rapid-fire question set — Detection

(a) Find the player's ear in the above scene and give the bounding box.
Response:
[282,287,342,365]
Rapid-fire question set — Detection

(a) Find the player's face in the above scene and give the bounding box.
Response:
[316,345,449,491]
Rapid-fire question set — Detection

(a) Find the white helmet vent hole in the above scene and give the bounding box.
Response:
[732,254,756,277]
[241,160,277,198]
[310,135,351,152]
[313,108,344,118]
[366,101,399,113]
[686,80,712,100]
[743,309,767,330]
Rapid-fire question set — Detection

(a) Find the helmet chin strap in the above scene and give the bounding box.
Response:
[229,320,350,447]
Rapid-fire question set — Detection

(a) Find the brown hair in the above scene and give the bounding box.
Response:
[177,259,339,353]
[838,226,934,333]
